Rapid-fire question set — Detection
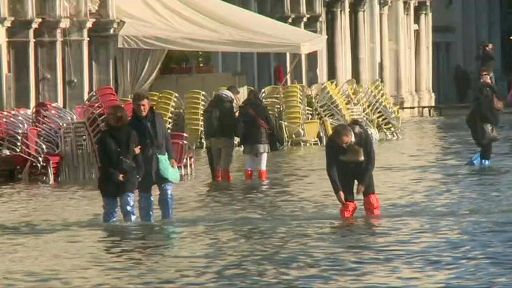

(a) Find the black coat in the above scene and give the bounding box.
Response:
[238,97,273,146]
[129,108,174,189]
[466,82,500,146]
[97,125,143,197]
[204,94,237,140]
[325,123,375,194]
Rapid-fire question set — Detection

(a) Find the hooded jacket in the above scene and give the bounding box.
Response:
[204,91,237,140]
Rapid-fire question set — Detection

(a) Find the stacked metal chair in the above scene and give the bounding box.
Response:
[83,86,122,144]
[184,90,206,148]
[261,85,283,118]
[150,90,179,130]
[59,121,97,184]
[30,102,76,183]
[282,84,306,145]
[0,109,36,180]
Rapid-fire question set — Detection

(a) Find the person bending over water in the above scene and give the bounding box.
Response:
[325,120,380,218]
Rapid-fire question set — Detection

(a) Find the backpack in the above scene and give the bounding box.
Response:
[204,106,220,138]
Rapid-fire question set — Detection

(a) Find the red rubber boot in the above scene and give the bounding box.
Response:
[339,202,357,218]
[258,170,268,181]
[245,169,253,180]
[221,169,233,183]
[363,194,381,216]
[214,169,222,182]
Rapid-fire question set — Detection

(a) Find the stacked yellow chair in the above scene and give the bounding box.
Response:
[261,85,283,118]
[146,90,179,130]
[282,84,305,145]
[184,90,207,148]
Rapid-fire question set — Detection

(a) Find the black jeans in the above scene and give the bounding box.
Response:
[338,172,375,202]
[480,143,492,160]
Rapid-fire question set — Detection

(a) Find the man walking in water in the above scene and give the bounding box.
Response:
[325,120,381,218]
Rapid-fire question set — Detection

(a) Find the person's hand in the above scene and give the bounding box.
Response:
[335,192,345,204]
[171,159,178,168]
[118,174,125,182]
[134,146,141,155]
[356,183,365,195]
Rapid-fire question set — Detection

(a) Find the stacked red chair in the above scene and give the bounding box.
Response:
[170,132,194,176]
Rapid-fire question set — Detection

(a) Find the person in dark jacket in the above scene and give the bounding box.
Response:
[466,70,502,167]
[97,105,143,223]
[203,90,237,182]
[129,92,177,222]
[238,89,274,181]
[325,120,380,218]
[479,43,496,84]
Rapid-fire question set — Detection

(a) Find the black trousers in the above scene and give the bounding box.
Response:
[480,143,492,160]
[338,171,375,202]
[206,146,215,180]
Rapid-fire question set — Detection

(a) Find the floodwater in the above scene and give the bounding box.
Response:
[1,113,512,287]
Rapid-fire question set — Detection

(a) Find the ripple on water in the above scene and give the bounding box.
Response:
[1,115,512,286]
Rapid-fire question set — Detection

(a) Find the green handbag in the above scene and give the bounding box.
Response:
[157,153,181,183]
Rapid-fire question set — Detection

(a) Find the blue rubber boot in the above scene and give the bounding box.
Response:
[466,152,480,166]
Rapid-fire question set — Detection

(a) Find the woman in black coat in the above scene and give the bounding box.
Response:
[97,105,143,223]
[325,120,380,218]
[237,90,274,181]
[466,70,501,167]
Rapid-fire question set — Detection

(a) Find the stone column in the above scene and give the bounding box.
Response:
[369,0,380,81]
[63,18,94,109]
[462,0,477,74]
[379,0,390,94]
[395,0,406,106]
[333,2,343,83]
[426,0,434,104]
[35,0,68,105]
[342,0,352,82]
[355,0,368,84]
[488,0,502,87]
[416,1,428,106]
[406,0,416,106]
[317,5,328,83]
[0,0,12,110]
[7,0,40,108]
[89,0,117,91]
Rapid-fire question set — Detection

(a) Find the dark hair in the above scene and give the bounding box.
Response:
[132,91,150,104]
[227,85,240,95]
[480,67,491,75]
[247,89,259,99]
[107,105,129,127]
[331,123,352,140]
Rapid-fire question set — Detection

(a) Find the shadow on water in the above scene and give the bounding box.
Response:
[1,114,512,286]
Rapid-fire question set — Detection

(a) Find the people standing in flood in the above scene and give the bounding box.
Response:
[97,105,143,223]
[466,69,503,167]
[237,89,274,181]
[203,90,237,182]
[129,92,177,222]
[325,120,380,218]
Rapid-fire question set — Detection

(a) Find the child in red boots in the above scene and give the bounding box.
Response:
[325,120,381,218]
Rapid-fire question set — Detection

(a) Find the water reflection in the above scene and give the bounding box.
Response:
[1,114,512,286]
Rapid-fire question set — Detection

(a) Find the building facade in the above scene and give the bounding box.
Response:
[0,0,435,116]
[219,0,435,115]
[431,0,510,104]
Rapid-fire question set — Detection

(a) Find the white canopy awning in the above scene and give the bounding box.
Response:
[116,0,326,54]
